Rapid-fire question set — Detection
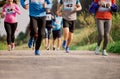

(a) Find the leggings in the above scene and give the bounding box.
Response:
[4,22,17,45]
[30,16,46,50]
[96,19,112,50]
[44,27,52,39]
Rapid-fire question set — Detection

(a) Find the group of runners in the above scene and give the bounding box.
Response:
[1,0,117,56]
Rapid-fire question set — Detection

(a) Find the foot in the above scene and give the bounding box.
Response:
[47,47,50,50]
[102,50,108,56]
[53,47,55,50]
[62,40,66,49]
[35,50,40,55]
[95,46,100,55]
[11,43,15,50]
[8,45,11,51]
[57,48,60,51]
[65,47,69,53]
[28,38,34,48]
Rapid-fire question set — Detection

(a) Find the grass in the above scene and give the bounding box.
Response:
[71,41,120,54]
[0,42,7,50]
[107,41,120,54]
[71,43,96,51]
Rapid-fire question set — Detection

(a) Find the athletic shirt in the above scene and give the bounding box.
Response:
[94,0,116,19]
[60,0,80,21]
[20,0,52,17]
[52,15,63,31]
[2,4,20,23]
[46,12,54,28]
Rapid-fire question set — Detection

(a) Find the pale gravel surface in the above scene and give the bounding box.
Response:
[0,50,120,79]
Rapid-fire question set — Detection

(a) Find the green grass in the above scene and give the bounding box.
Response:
[71,43,96,51]
[107,41,120,54]
[71,41,120,54]
[0,42,7,50]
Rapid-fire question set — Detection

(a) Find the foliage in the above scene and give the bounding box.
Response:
[107,41,120,54]
[0,0,5,7]
[110,13,120,41]
[0,35,6,41]
[77,13,96,28]
[71,41,120,54]
[15,32,28,46]
[71,12,120,54]
[71,43,96,51]
[0,42,6,50]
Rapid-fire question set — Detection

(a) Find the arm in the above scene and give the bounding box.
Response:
[20,0,29,10]
[45,0,52,9]
[111,0,118,12]
[73,3,82,12]
[51,12,55,20]
[14,5,21,15]
[72,0,82,13]
[56,3,63,16]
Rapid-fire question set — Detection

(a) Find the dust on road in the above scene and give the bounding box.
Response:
[0,50,120,79]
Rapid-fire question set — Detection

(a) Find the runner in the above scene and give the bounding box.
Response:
[93,0,117,56]
[1,0,20,51]
[20,0,52,55]
[52,12,63,50]
[56,0,82,53]
[44,9,54,50]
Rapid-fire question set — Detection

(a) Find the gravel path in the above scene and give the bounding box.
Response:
[0,50,120,79]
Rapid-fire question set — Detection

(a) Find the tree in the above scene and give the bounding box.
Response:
[0,0,5,7]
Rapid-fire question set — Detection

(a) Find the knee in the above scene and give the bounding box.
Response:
[104,33,109,38]
[34,33,38,38]
[98,33,104,39]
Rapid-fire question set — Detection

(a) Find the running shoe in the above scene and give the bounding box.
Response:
[95,46,100,55]
[28,38,34,48]
[62,40,66,49]
[11,43,15,50]
[102,50,108,56]
[35,50,40,55]
[8,45,11,51]
[66,47,69,53]
[53,47,56,50]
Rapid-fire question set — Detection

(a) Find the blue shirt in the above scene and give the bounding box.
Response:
[52,15,63,31]
[20,0,52,17]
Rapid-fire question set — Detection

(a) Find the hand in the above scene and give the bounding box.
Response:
[56,10,60,16]
[51,15,54,19]
[24,4,29,10]
[71,5,77,13]
[10,6,15,11]
[43,2,47,8]
[1,14,5,18]
[52,26,55,28]
[99,1,104,7]
[73,5,77,12]
[106,3,111,8]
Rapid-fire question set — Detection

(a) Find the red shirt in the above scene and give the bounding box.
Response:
[94,0,116,19]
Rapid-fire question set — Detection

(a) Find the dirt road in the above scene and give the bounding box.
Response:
[0,50,120,79]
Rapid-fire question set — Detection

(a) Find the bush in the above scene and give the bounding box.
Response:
[108,41,120,54]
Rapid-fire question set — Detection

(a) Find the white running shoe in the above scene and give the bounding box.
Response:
[95,46,100,55]
[102,50,108,56]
